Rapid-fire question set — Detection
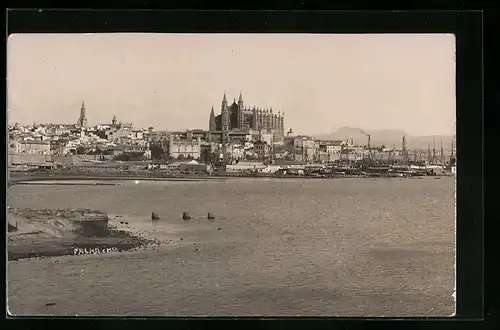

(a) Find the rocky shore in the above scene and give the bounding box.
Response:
[7,208,151,261]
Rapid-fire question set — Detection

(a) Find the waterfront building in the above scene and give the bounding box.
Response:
[208,92,285,143]
[8,140,20,154]
[229,144,245,160]
[318,140,343,154]
[261,164,281,174]
[315,151,330,163]
[315,140,344,162]
[273,145,287,159]
[284,135,316,162]
[147,160,169,170]
[178,160,209,173]
[226,160,267,173]
[16,140,51,155]
[8,139,55,167]
[273,159,306,170]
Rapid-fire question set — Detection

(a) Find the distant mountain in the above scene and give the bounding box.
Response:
[314,127,454,150]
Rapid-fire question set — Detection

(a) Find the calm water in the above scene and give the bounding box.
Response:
[7,177,455,316]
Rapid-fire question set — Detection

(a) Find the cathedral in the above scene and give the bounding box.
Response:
[208,92,285,141]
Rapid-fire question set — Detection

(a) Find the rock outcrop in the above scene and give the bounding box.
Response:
[7,208,149,261]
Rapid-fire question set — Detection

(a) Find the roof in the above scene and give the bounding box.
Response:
[230,128,251,134]
[149,160,169,164]
[167,161,193,166]
[274,160,306,165]
[236,160,264,164]
[227,162,266,168]
[319,140,344,146]
[274,145,286,153]
[21,140,50,145]
[74,163,124,168]
[304,164,325,168]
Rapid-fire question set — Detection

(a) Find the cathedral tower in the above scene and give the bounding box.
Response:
[221,92,229,146]
[238,91,244,129]
[209,106,216,131]
[252,107,258,130]
[221,92,229,131]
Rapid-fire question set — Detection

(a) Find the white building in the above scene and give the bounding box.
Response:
[17,140,51,155]
[261,164,281,173]
[226,161,267,173]
[168,137,201,159]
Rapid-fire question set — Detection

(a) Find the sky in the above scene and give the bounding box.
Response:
[7,33,456,136]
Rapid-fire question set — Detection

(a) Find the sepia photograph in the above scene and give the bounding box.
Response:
[7,33,456,316]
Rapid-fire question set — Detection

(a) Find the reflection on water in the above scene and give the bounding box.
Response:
[7,177,455,316]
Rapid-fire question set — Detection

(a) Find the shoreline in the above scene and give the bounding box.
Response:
[8,173,219,185]
[8,171,451,185]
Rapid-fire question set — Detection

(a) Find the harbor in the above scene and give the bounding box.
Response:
[7,32,457,317]
[8,157,456,185]
[8,173,455,316]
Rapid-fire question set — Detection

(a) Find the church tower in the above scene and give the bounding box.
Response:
[221,92,229,147]
[209,106,216,132]
[221,92,229,132]
[77,101,87,127]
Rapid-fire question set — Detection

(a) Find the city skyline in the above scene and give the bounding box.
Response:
[7,33,456,136]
